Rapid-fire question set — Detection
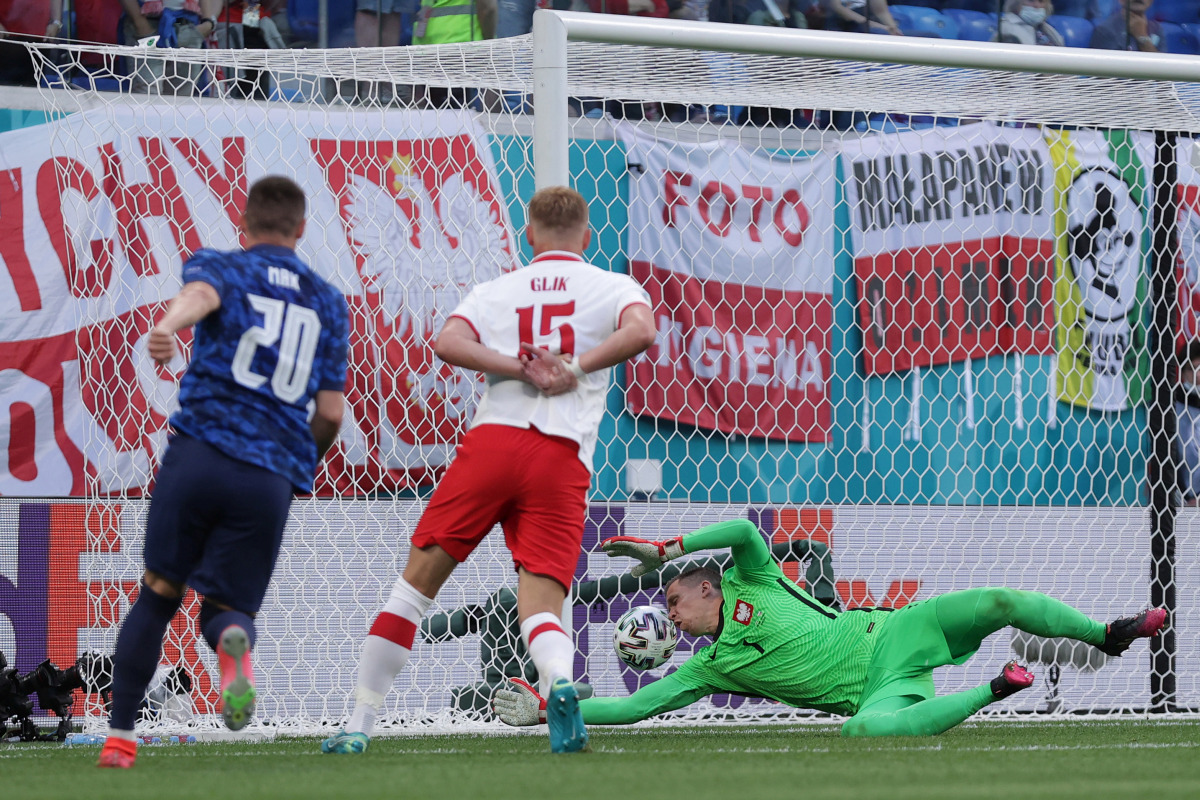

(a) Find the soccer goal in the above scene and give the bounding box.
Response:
[2,12,1197,736]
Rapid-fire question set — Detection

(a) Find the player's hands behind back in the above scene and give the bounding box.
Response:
[492,678,546,726]
[601,536,685,577]
[520,343,578,396]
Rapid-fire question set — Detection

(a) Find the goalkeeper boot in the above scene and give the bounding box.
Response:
[218,625,256,731]
[97,737,137,769]
[546,677,589,754]
[990,661,1035,700]
[321,729,370,754]
[1099,608,1167,656]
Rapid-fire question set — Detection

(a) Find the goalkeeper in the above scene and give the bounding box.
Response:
[495,519,1166,737]
[424,536,838,715]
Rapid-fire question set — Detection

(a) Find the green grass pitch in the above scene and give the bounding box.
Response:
[3,721,1198,800]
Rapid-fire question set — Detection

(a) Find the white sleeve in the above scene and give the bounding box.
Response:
[449,284,484,336]
[611,275,652,328]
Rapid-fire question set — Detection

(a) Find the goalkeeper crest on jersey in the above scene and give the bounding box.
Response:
[494,519,1167,737]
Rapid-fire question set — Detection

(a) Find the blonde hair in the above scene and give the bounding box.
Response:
[528,186,589,234]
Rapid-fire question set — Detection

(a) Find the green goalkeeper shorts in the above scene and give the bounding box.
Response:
[856,597,979,709]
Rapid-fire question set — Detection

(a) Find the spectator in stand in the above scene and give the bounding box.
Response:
[706,0,813,126]
[1177,341,1200,506]
[1091,0,1160,50]
[119,0,223,94]
[214,2,287,99]
[0,0,55,86]
[357,0,404,49]
[413,0,496,108]
[354,1,411,105]
[825,0,901,35]
[994,0,1064,45]
[577,0,668,119]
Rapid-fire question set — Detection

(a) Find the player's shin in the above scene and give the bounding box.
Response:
[346,578,433,736]
[520,612,574,693]
[108,583,183,733]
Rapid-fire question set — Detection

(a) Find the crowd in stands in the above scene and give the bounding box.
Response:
[0,0,1198,122]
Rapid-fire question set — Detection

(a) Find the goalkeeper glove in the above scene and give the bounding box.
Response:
[600,535,685,578]
[492,678,546,726]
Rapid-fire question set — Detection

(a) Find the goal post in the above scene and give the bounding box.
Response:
[2,16,1198,736]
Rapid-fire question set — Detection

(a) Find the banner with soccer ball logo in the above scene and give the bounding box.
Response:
[1049,130,1151,412]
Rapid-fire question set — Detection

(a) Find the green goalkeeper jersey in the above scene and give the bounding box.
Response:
[581,520,893,724]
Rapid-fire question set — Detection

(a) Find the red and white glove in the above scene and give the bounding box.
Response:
[492,678,546,726]
[600,536,685,578]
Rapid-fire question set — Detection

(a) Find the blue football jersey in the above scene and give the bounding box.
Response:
[169,244,349,491]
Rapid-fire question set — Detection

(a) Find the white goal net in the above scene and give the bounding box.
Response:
[2,15,1197,736]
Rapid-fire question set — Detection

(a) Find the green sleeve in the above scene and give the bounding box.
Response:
[682,519,773,573]
[580,666,713,725]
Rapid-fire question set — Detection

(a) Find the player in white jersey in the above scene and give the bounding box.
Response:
[323,186,655,755]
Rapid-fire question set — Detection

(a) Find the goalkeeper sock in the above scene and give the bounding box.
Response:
[348,578,433,735]
[520,612,573,695]
[109,583,182,731]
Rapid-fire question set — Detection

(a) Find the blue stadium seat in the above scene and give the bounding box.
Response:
[1087,0,1118,20]
[943,8,997,40]
[1047,15,1094,46]
[1052,0,1091,17]
[288,0,357,45]
[1151,0,1200,24]
[888,5,961,37]
[1160,20,1200,52]
[1184,21,1200,44]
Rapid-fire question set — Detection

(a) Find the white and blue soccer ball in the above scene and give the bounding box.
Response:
[613,605,679,671]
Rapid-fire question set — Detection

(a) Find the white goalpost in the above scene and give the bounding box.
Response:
[3,12,1199,738]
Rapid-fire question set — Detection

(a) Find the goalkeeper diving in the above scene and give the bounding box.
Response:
[494,519,1166,736]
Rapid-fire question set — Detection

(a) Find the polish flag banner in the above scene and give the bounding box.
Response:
[0,105,515,497]
[616,124,835,442]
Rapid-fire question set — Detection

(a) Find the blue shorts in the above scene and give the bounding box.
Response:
[143,435,293,614]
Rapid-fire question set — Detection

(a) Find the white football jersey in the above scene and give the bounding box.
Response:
[449,250,651,470]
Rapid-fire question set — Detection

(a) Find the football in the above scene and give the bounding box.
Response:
[613,605,679,670]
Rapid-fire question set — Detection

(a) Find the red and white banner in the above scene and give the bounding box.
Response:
[617,125,835,442]
[1176,138,1200,348]
[841,124,1056,375]
[0,106,517,497]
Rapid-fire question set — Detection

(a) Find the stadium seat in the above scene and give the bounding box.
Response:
[1160,20,1200,52]
[1087,0,1118,20]
[888,5,961,37]
[1151,0,1200,24]
[1047,15,1094,46]
[944,8,998,40]
[288,0,357,45]
[1052,0,1091,17]
[1184,21,1200,45]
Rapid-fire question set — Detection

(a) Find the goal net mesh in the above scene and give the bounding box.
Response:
[2,27,1195,736]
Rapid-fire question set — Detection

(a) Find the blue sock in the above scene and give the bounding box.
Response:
[109,583,182,731]
[199,602,256,651]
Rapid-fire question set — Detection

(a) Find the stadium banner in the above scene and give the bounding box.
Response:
[1,499,1153,724]
[0,106,517,497]
[616,124,835,442]
[840,123,1056,376]
[1175,137,1200,349]
[1049,129,1151,411]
